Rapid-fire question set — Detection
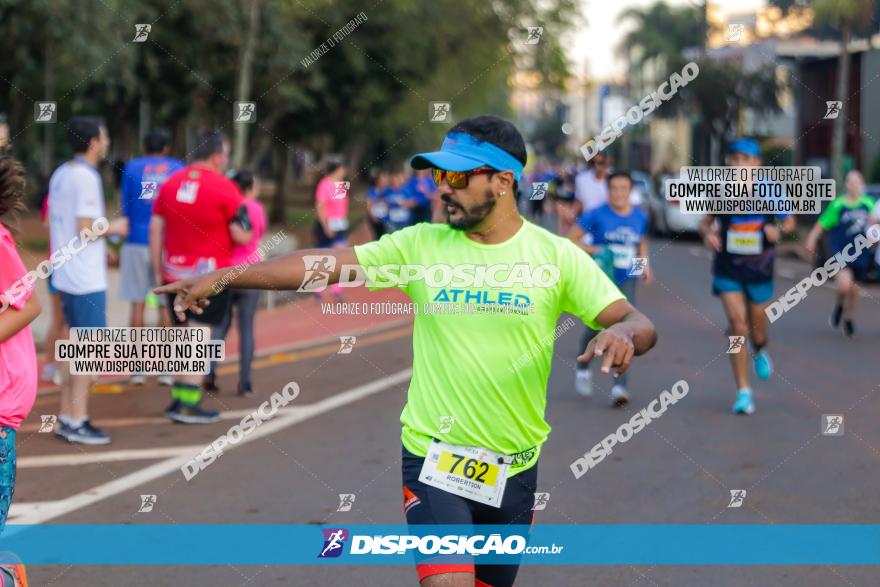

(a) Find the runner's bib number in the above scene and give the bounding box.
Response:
[389,208,410,223]
[608,243,637,270]
[419,440,509,507]
[726,229,763,255]
[328,218,349,232]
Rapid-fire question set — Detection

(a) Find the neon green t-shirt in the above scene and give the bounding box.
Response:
[354,220,624,474]
[818,194,875,230]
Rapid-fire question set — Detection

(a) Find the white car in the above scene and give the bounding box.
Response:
[642,172,703,236]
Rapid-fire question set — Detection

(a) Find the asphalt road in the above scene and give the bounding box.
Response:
[13,235,880,586]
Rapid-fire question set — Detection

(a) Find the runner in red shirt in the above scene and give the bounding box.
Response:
[149,130,252,423]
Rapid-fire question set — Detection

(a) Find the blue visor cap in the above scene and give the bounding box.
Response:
[409,132,524,181]
[729,138,761,158]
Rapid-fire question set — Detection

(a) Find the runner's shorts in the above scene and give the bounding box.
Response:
[401,446,537,587]
[119,244,162,303]
[60,290,107,328]
[166,290,231,327]
[711,275,774,304]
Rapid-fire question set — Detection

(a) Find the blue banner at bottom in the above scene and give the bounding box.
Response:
[1,525,879,565]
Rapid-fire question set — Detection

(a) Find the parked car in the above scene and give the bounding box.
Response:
[640,171,703,236]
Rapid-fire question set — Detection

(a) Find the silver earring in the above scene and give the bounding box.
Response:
[499,191,506,196]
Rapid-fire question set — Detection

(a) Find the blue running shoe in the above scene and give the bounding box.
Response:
[732,388,755,415]
[753,350,773,380]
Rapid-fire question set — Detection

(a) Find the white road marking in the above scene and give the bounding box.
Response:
[9,368,412,524]
[17,446,203,468]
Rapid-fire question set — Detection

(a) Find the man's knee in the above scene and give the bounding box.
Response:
[728,318,748,337]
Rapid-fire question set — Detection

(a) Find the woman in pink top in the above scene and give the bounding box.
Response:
[0,153,42,539]
[204,171,267,397]
[312,162,349,300]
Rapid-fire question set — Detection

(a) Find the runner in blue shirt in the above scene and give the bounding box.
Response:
[698,139,796,415]
[367,168,390,239]
[569,171,653,405]
[405,168,438,223]
[119,130,183,385]
[383,166,419,232]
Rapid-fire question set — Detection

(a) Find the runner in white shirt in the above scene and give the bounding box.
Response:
[575,153,644,212]
[574,154,610,214]
[48,117,124,445]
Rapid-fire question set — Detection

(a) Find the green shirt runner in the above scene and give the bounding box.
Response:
[354,219,624,475]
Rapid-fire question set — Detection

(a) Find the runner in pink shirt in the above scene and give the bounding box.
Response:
[312,162,349,299]
[0,153,42,545]
[204,171,268,396]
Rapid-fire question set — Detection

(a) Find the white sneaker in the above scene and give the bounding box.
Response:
[129,374,146,385]
[575,370,593,397]
[157,374,174,387]
[610,384,629,407]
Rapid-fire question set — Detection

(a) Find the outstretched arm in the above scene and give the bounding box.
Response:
[155,247,360,321]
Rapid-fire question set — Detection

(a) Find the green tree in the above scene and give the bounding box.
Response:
[619,2,703,74]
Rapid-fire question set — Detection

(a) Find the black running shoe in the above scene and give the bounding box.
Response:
[830,304,843,329]
[166,402,221,424]
[844,320,855,337]
[55,419,111,445]
[202,377,220,394]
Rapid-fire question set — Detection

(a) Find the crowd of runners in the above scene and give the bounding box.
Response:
[0,112,878,586]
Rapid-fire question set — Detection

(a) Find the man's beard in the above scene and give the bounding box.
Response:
[443,189,497,230]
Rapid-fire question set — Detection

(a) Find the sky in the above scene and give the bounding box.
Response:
[568,0,767,82]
